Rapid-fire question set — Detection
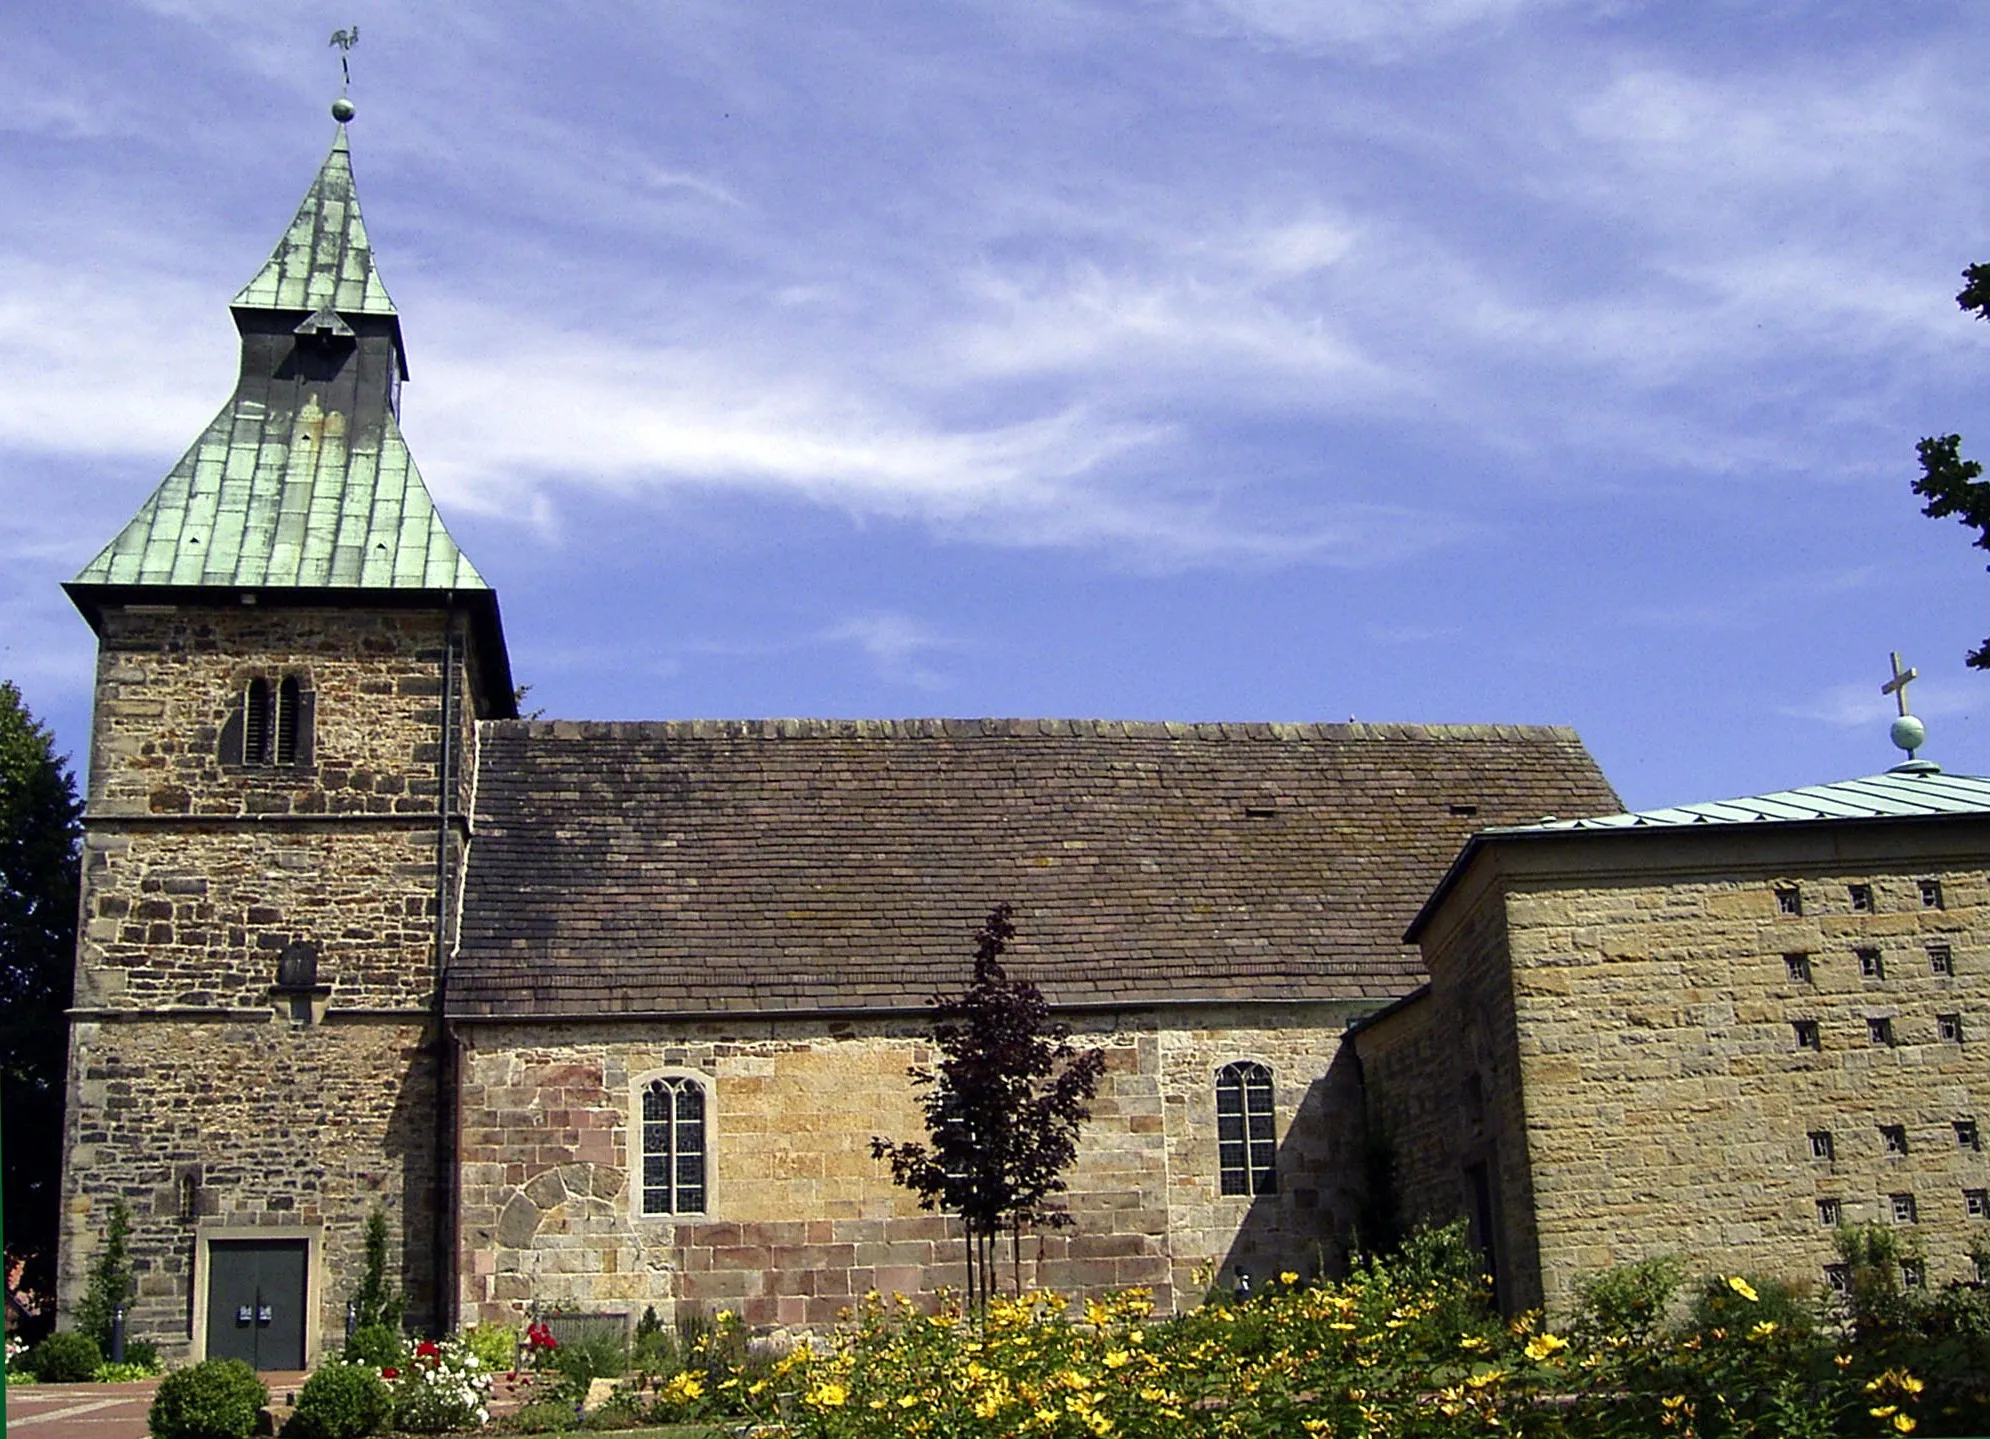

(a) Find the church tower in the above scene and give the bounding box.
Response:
[59,105,513,1366]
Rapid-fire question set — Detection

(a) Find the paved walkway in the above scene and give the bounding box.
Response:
[5,1375,309,1439]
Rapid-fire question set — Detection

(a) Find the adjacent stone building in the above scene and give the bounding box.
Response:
[1356,766,1990,1314]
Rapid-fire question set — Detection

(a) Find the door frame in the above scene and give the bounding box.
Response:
[191,1223,326,1368]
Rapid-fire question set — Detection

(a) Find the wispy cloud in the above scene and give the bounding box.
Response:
[820,612,958,690]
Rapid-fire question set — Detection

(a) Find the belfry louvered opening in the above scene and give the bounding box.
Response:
[242,675,304,766]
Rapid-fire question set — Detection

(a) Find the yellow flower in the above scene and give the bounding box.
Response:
[1280,1271,1300,1286]
[1103,1350,1132,1369]
[1465,1369,1506,1390]
[660,1372,704,1402]
[805,1382,849,1409]
[1836,1354,1854,1369]
[1302,1421,1333,1435]
[1899,1374,1926,1396]
[1893,1415,1917,1434]
[1749,1321,1778,1340]
[898,1393,921,1408]
[1872,1406,1899,1419]
[1458,1334,1490,1351]
[1726,1276,1760,1302]
[1524,1333,1570,1362]
[1662,1395,1687,1410]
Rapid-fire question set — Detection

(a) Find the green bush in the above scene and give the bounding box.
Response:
[341,1323,405,1370]
[281,1363,393,1439]
[27,1331,103,1383]
[1572,1253,1684,1344]
[509,1398,578,1432]
[548,1327,627,1391]
[93,1361,159,1383]
[148,1358,268,1439]
[462,1321,517,1374]
[124,1337,162,1372]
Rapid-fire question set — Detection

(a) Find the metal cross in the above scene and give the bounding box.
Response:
[1881,651,1918,716]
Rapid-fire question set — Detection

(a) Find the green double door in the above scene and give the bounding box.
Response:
[205,1240,308,1370]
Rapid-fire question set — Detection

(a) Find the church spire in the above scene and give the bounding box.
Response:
[67,106,514,715]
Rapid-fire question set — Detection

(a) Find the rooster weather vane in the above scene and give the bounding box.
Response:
[330,26,360,90]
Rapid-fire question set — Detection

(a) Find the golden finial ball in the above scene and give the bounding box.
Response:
[332,97,356,123]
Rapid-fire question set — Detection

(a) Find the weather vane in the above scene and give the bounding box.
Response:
[329,26,360,122]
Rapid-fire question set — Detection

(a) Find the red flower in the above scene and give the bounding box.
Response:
[382,1367,399,1380]
[416,1340,441,1359]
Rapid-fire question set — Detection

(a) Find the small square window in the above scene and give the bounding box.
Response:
[1931,944,1955,977]
[1891,1192,1918,1224]
[1824,1263,1852,1293]
[1785,953,1812,983]
[1939,1014,1964,1044]
[1902,1259,1926,1288]
[1809,1130,1835,1160]
[1849,884,1874,913]
[1858,948,1885,980]
[1816,1197,1842,1226]
[1957,1120,1980,1151]
[1777,886,1803,916]
[1881,1124,1908,1155]
[1966,1189,1989,1219]
[1920,879,1945,909]
[1793,1020,1822,1051]
[1868,1017,1896,1047]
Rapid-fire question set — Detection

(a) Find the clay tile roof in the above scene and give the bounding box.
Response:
[447,720,1621,1018]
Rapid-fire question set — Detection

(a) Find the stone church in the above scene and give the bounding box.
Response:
[56,114,1990,1367]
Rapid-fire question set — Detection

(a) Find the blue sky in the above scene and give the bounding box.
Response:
[5,1,1990,811]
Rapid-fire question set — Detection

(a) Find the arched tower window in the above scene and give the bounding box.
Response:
[240,674,307,766]
[1216,1061,1277,1197]
[641,1076,708,1215]
[244,678,272,764]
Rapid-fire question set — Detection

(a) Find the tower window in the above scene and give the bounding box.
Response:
[1808,1130,1835,1160]
[240,674,307,767]
[1776,886,1802,916]
[1792,1020,1821,1051]
[1966,1189,1989,1219]
[1816,1197,1842,1227]
[1849,884,1874,913]
[640,1076,708,1215]
[1880,1124,1908,1156]
[1216,1061,1277,1197]
[1858,948,1884,980]
[1868,1017,1896,1047]
[1940,1014,1964,1044]
[1784,953,1812,983]
[1890,1193,1917,1224]
[1931,944,1955,977]
[1958,1119,1980,1151]
[1902,1259,1926,1288]
[1920,879,1945,909]
[1824,1263,1852,1293]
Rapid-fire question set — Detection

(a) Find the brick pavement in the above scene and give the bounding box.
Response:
[5,1375,309,1439]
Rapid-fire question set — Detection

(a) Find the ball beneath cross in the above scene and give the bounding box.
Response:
[1890,713,1926,754]
[332,97,356,123]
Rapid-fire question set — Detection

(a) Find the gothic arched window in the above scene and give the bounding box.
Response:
[1216,1061,1277,1197]
[641,1076,708,1215]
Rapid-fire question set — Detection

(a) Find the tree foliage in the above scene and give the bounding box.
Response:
[0,679,82,1327]
[872,904,1106,1308]
[74,1197,133,1351]
[1915,264,1990,669]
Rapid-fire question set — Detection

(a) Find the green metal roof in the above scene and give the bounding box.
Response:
[1495,763,1990,831]
[230,128,397,317]
[70,123,488,596]
[69,403,488,591]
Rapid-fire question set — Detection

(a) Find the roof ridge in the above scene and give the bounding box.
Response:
[477,718,1591,742]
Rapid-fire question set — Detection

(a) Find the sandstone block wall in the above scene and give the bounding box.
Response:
[1505,860,1990,1309]
[454,1004,1370,1329]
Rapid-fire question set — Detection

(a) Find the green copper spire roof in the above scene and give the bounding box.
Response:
[70,123,488,596]
[230,127,397,318]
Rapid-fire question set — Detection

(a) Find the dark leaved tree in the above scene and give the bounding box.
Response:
[872,904,1106,1311]
[0,680,82,1335]
[1914,263,1990,668]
